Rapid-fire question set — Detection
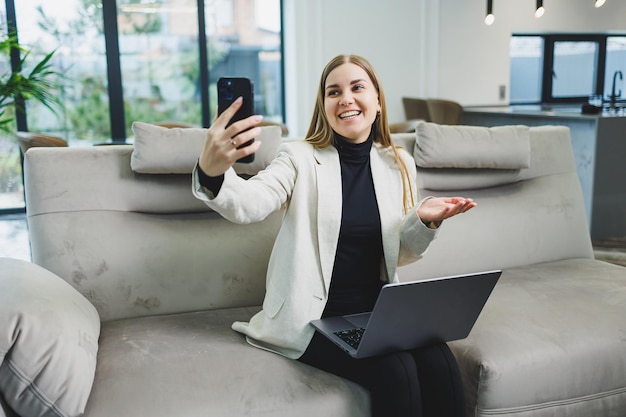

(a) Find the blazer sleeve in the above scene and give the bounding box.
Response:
[396,148,438,266]
[192,143,298,224]
[397,199,438,266]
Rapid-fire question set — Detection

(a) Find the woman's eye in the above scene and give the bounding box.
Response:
[327,90,339,97]
[353,84,364,91]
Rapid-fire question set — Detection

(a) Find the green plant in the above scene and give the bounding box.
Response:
[0,33,61,132]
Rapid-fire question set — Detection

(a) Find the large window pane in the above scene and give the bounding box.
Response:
[510,36,544,104]
[118,0,202,130]
[605,37,626,102]
[0,0,283,212]
[206,0,283,124]
[552,41,598,99]
[15,0,110,144]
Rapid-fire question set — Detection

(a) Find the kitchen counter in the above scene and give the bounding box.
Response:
[465,104,625,119]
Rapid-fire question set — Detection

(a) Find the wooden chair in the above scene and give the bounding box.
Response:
[389,119,421,133]
[16,131,68,155]
[426,99,464,125]
[402,97,431,122]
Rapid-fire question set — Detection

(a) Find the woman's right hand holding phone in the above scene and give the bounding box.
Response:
[199,97,263,177]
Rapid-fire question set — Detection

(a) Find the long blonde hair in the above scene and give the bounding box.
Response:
[305,54,416,213]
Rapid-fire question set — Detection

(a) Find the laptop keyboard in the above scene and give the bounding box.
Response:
[334,328,365,349]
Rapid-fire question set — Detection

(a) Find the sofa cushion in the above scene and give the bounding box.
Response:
[130,122,283,175]
[0,258,100,417]
[449,258,626,417]
[414,121,530,169]
[84,307,369,417]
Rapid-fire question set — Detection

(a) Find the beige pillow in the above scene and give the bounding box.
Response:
[0,258,100,417]
[130,122,283,176]
[414,121,530,169]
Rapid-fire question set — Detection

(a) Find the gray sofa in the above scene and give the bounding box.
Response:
[1,122,625,417]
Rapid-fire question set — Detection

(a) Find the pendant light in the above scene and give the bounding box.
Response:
[594,0,606,7]
[535,0,545,18]
[485,0,495,25]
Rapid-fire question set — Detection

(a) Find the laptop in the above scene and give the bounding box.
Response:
[310,270,501,359]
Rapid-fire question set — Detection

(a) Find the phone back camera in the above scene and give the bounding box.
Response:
[219,80,234,100]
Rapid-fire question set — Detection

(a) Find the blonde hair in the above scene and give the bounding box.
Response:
[305,54,416,213]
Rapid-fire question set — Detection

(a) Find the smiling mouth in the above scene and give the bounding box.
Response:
[339,110,361,119]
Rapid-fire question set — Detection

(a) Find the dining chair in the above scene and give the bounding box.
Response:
[425,99,464,125]
[16,131,68,155]
[402,97,431,122]
[389,119,421,133]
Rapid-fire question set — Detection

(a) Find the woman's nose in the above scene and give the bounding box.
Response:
[339,92,354,105]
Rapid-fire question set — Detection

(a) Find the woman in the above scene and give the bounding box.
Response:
[193,54,475,417]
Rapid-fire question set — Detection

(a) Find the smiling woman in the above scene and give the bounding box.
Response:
[192,53,476,417]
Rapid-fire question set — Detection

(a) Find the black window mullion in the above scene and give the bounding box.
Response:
[197,0,210,128]
[102,0,126,142]
[541,36,553,104]
[596,37,607,97]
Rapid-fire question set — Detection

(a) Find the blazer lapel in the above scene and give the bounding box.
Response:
[370,144,402,282]
[314,146,342,295]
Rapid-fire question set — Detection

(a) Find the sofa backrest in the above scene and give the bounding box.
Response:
[395,124,594,281]
[24,124,593,321]
[24,144,282,321]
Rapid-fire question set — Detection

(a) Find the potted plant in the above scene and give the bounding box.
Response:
[0,32,61,132]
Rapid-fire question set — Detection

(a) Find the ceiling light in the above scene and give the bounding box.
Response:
[485,0,495,25]
[595,0,606,7]
[535,0,545,18]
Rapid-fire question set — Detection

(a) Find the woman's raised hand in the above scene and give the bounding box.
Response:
[198,97,263,177]
[417,197,476,224]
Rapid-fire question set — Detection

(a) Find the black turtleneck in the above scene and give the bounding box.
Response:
[322,131,384,318]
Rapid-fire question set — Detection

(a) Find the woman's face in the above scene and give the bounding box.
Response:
[324,62,380,144]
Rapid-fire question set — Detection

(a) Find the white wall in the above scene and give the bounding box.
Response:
[284,0,431,136]
[438,0,626,106]
[285,0,626,136]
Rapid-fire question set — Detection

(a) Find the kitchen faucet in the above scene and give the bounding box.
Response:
[610,70,623,108]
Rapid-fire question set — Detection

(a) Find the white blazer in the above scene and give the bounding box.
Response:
[193,140,437,359]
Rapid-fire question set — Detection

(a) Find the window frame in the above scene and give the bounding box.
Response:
[541,34,607,104]
[511,32,624,105]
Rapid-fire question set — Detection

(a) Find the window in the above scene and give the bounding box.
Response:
[509,36,544,104]
[15,0,111,142]
[510,33,625,106]
[0,0,284,213]
[551,40,599,100]
[117,0,202,130]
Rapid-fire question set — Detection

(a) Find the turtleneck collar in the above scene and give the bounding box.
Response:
[332,129,374,163]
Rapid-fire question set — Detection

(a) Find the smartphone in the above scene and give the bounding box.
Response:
[217,77,255,163]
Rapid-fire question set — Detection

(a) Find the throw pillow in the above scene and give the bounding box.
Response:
[130,122,283,175]
[414,121,531,169]
[0,258,100,417]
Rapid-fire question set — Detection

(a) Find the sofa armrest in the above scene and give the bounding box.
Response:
[0,257,100,417]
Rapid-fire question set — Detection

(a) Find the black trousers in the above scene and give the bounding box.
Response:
[298,332,467,417]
